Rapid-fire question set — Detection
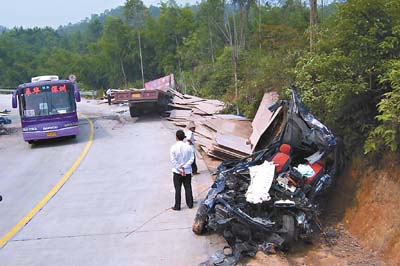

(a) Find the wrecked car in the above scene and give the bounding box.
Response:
[193,87,340,265]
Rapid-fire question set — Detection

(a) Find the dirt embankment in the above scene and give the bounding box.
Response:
[331,155,400,266]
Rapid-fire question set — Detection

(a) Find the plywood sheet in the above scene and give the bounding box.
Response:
[168,103,193,110]
[249,92,280,150]
[196,135,214,149]
[173,97,205,105]
[203,118,252,138]
[196,124,216,139]
[169,109,192,118]
[212,146,248,159]
[192,107,209,115]
[195,102,224,114]
[214,114,249,120]
[203,99,225,106]
[172,91,184,99]
[215,133,252,155]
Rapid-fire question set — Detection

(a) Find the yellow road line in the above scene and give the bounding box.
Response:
[0,114,94,248]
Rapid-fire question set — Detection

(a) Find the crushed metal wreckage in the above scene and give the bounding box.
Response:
[193,87,341,266]
[0,109,12,135]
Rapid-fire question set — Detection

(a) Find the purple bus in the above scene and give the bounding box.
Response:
[12,76,81,143]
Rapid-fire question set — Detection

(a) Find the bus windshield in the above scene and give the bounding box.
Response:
[20,83,76,117]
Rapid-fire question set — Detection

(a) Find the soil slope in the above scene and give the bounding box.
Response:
[337,156,400,266]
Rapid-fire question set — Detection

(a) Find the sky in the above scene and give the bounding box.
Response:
[0,0,199,29]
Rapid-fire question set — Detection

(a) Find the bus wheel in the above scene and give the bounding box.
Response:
[27,140,34,144]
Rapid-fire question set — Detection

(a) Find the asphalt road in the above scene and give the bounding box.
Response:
[0,95,222,266]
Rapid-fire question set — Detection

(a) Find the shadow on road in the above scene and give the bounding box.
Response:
[133,113,164,123]
[29,136,79,149]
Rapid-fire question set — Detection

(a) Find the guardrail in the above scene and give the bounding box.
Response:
[80,91,97,99]
[0,88,15,94]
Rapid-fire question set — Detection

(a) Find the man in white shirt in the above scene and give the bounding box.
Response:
[185,121,198,174]
[170,130,195,211]
[106,88,112,105]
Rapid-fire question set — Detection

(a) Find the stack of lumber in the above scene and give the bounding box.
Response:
[198,116,252,160]
[167,90,252,161]
[167,90,281,161]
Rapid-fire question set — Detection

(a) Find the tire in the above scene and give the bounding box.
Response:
[192,203,208,235]
[27,140,34,144]
[281,214,297,248]
[129,106,138,117]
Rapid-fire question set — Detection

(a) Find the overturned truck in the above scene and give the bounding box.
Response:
[113,74,175,117]
[193,87,341,265]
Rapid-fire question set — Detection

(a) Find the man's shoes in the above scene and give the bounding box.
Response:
[171,207,180,211]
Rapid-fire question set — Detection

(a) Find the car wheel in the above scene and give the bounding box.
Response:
[281,214,297,248]
[192,203,208,235]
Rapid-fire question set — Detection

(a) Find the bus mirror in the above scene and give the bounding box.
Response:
[12,90,17,108]
[74,84,81,102]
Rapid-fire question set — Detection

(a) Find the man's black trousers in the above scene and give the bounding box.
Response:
[173,172,193,210]
[192,157,198,174]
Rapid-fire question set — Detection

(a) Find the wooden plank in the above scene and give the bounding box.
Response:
[203,118,252,138]
[173,97,205,105]
[170,89,185,99]
[169,109,192,119]
[208,149,243,160]
[192,107,209,115]
[168,103,193,110]
[200,145,210,154]
[213,114,249,120]
[202,99,225,106]
[195,124,216,139]
[213,145,249,158]
[182,94,204,101]
[196,135,214,147]
[202,120,219,132]
[250,92,279,149]
[195,102,224,115]
[215,133,252,155]
[250,106,282,152]
[170,121,188,127]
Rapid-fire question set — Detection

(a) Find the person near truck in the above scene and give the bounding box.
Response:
[106,88,112,105]
[185,121,198,175]
[170,129,194,211]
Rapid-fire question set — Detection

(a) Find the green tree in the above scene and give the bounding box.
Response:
[124,0,148,88]
[295,0,400,154]
[99,17,133,87]
[365,60,400,153]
